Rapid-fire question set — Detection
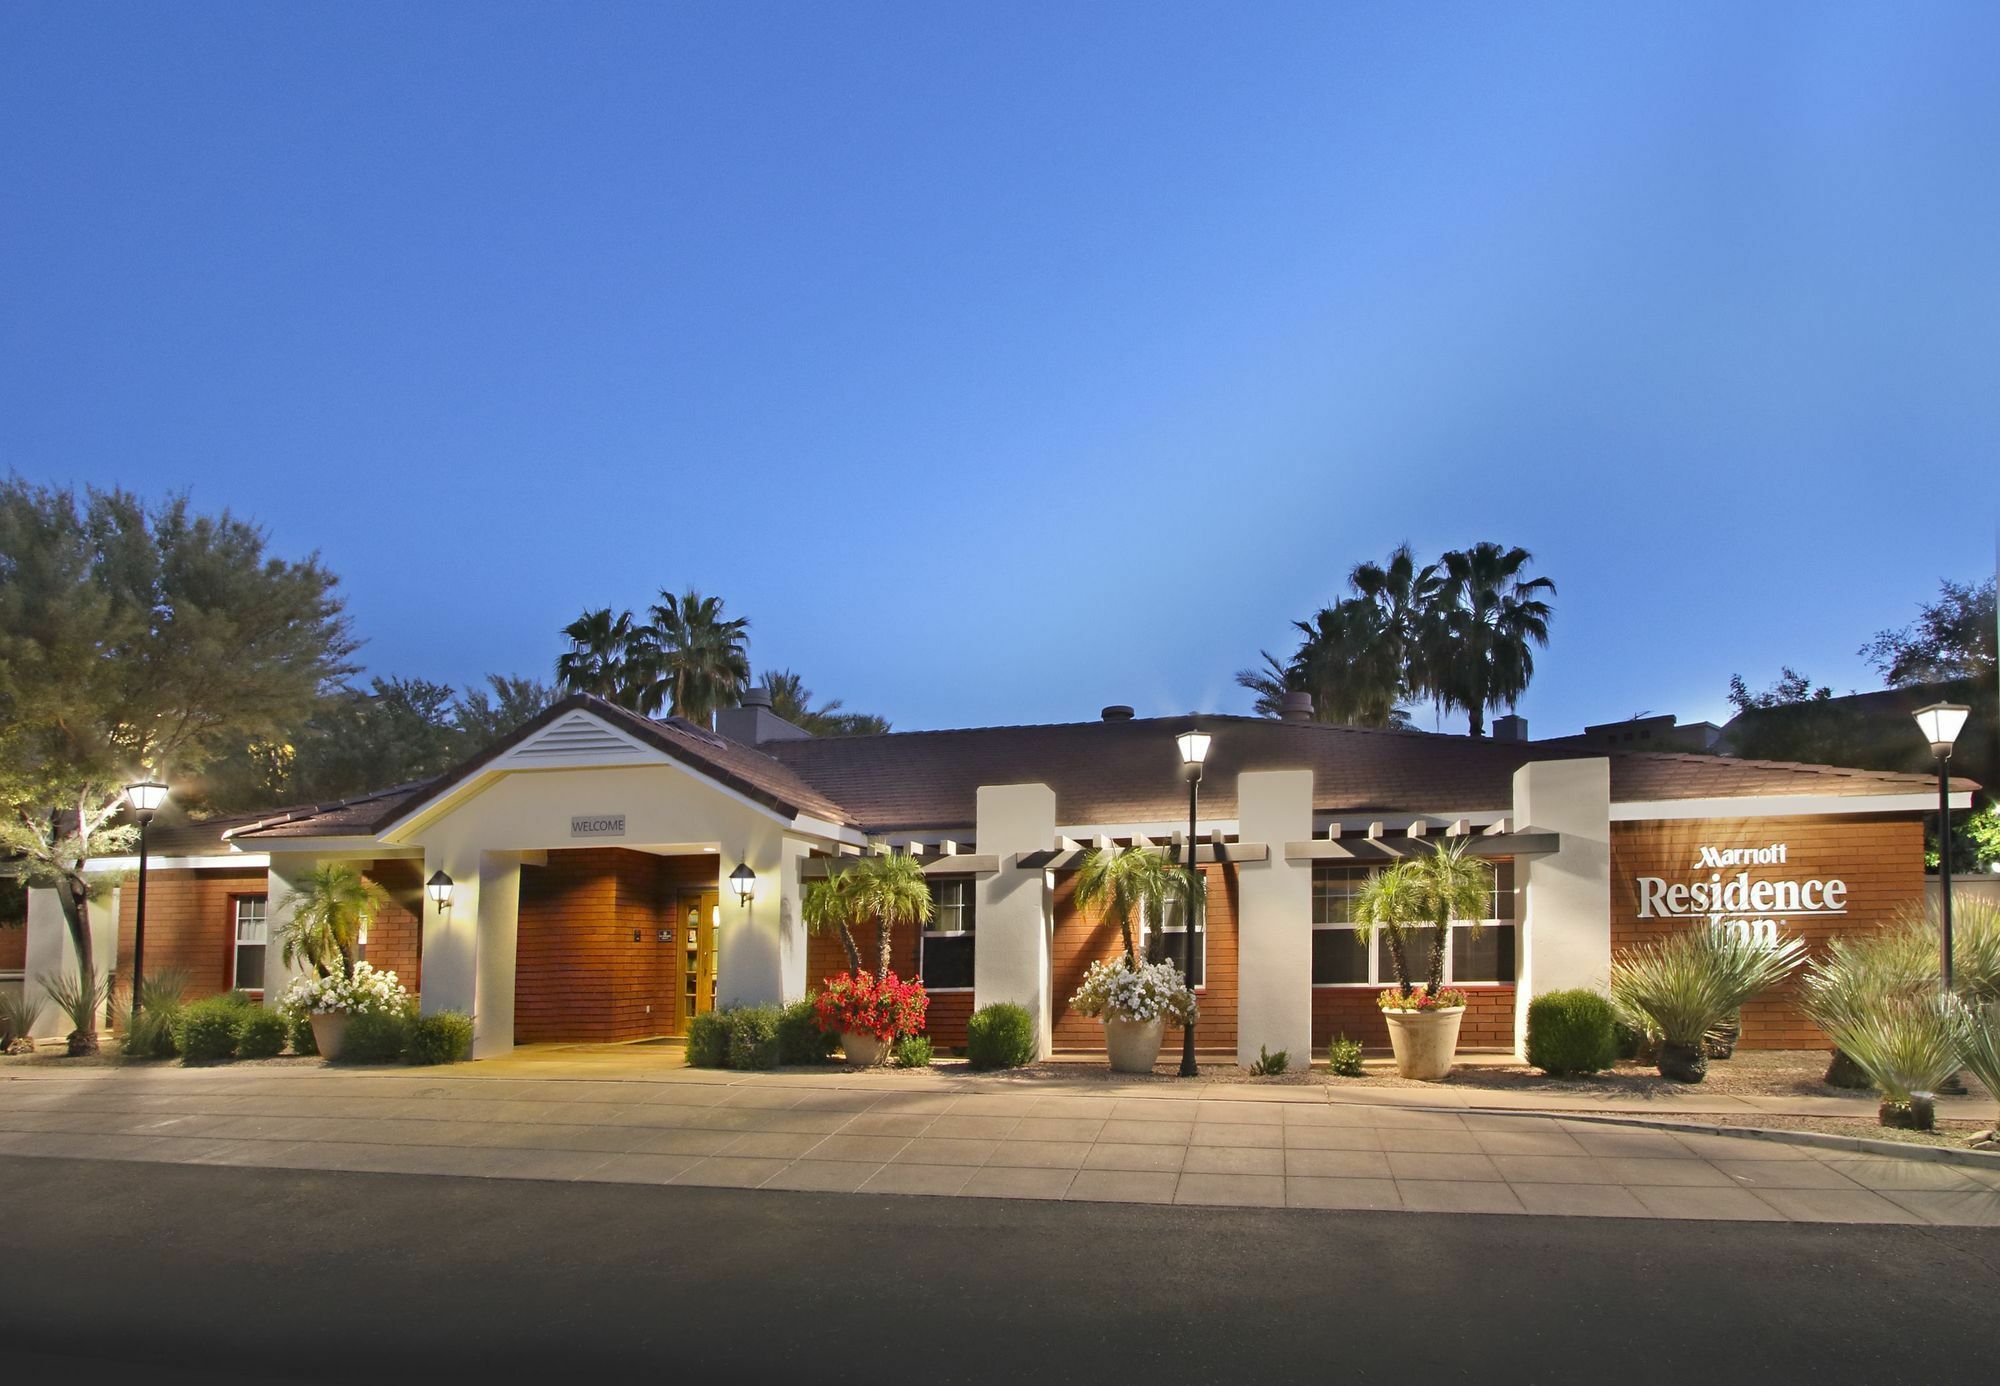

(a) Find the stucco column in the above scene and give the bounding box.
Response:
[716,827,792,1009]
[420,846,524,1058]
[1235,769,1314,1069]
[974,784,1057,1058]
[262,854,321,1017]
[1511,758,1613,1061]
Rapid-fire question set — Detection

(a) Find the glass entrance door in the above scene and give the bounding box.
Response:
[678,889,718,1032]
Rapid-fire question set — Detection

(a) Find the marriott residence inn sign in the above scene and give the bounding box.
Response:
[1633,841,1846,946]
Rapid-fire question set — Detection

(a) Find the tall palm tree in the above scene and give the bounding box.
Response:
[1431,543,1555,737]
[1072,845,1195,967]
[760,668,891,737]
[1350,543,1442,707]
[1233,650,1299,719]
[843,852,934,978]
[641,589,751,727]
[555,608,643,708]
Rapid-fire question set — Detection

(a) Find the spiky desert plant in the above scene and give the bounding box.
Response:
[0,988,45,1052]
[1956,1000,2000,1128]
[1886,898,2000,1004]
[1812,989,1968,1130]
[36,969,107,1056]
[118,966,194,1060]
[1800,932,1934,1086]
[1609,925,1807,1082]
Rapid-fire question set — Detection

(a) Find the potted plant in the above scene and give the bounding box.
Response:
[1069,957,1197,1072]
[803,852,933,1064]
[1610,923,1806,1082]
[1352,839,1494,1080]
[812,970,928,1066]
[1069,845,1202,1073]
[278,961,410,1061]
[270,862,387,1058]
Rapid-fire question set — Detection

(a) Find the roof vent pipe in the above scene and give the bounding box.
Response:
[1100,705,1135,722]
[1279,691,1314,724]
[741,686,773,709]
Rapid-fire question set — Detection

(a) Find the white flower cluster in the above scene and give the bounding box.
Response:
[1069,957,1197,1025]
[280,961,410,1018]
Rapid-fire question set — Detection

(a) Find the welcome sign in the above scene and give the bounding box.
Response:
[570,814,627,839]
[1633,841,1847,946]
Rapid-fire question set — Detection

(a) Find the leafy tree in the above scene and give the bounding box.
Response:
[556,607,646,709]
[760,668,890,737]
[1290,598,1410,728]
[640,589,750,727]
[1428,543,1556,738]
[0,480,352,1053]
[1863,578,1996,687]
[1728,667,1831,711]
[454,674,556,750]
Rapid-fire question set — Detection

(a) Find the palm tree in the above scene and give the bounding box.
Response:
[802,868,864,973]
[1350,542,1442,702]
[1233,650,1298,719]
[1353,839,1494,995]
[1291,599,1407,728]
[641,589,751,727]
[843,852,934,978]
[275,863,381,981]
[760,668,891,737]
[1430,543,1555,737]
[1072,845,1193,967]
[555,608,643,708]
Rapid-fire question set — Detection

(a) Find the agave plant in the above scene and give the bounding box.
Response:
[36,969,107,1057]
[1810,988,1969,1130]
[0,988,45,1053]
[1609,925,1807,1082]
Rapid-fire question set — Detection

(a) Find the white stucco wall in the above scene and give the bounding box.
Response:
[1234,769,1314,1068]
[23,882,118,1040]
[1511,758,1613,1060]
[974,783,1057,1058]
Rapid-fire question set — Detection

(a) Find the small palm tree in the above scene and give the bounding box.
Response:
[842,852,933,978]
[1353,839,1494,996]
[642,589,751,727]
[1073,846,1188,968]
[802,869,865,973]
[276,863,381,981]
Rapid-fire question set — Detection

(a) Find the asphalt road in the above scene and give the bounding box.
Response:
[2,1155,1994,1384]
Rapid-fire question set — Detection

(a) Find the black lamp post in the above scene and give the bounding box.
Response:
[1913,702,1971,990]
[1174,727,1211,1078]
[124,778,170,1022]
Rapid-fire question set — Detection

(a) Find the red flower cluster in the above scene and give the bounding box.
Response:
[1376,984,1468,1013]
[813,970,929,1041]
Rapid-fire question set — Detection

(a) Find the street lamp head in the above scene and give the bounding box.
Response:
[729,862,757,905]
[425,870,454,910]
[1176,728,1211,782]
[1912,702,1971,759]
[124,778,169,822]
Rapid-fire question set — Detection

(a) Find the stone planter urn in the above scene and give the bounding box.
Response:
[308,1012,350,1062]
[1381,1006,1465,1081]
[1103,1017,1165,1074]
[841,1032,889,1067]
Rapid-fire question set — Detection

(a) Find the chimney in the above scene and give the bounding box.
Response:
[741,686,772,709]
[715,685,812,744]
[1279,691,1313,724]
[1493,713,1528,743]
[1100,705,1135,722]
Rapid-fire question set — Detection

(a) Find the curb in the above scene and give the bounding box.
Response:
[1474,1106,2000,1171]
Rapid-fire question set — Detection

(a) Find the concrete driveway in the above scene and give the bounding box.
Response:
[2,1061,1996,1225]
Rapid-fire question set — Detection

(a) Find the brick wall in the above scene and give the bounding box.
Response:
[115,867,267,998]
[0,923,24,973]
[514,849,713,1043]
[1611,815,1925,1050]
[1050,864,1238,1053]
[804,912,971,1048]
[1312,986,1516,1051]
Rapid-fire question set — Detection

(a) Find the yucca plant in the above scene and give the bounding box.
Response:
[1886,898,2000,1004]
[1956,1001,2000,1129]
[117,966,194,1060]
[1800,933,1934,1087]
[1609,925,1807,1082]
[1811,988,1968,1130]
[0,988,45,1053]
[36,969,107,1057]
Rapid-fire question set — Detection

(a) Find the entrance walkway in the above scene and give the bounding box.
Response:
[2,1062,1996,1225]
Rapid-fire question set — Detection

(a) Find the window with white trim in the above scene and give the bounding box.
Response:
[232,896,268,992]
[920,878,974,990]
[1141,881,1206,988]
[1310,860,1515,986]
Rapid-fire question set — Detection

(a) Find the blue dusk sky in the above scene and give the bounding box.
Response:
[3,3,1996,737]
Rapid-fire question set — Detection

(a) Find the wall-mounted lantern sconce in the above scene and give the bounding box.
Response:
[729,862,757,906]
[426,870,455,913]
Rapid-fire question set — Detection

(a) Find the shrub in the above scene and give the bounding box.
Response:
[813,971,928,1041]
[37,968,106,1054]
[965,1002,1036,1070]
[777,998,835,1065]
[725,1006,781,1071]
[685,1010,730,1068]
[289,1009,319,1057]
[176,996,244,1064]
[406,1011,475,1066]
[1525,989,1619,1076]
[0,988,44,1053]
[1810,988,1966,1130]
[232,1007,289,1060]
[1610,925,1806,1082]
[1326,1034,1364,1077]
[338,1005,413,1064]
[1956,1000,2000,1126]
[893,1035,933,1068]
[116,967,193,1060]
[1249,1045,1288,1076]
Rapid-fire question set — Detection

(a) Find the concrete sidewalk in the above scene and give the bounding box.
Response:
[2,1061,1996,1225]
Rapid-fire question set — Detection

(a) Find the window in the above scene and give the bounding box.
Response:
[232,896,268,992]
[920,878,975,990]
[1311,860,1516,986]
[1141,886,1205,988]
